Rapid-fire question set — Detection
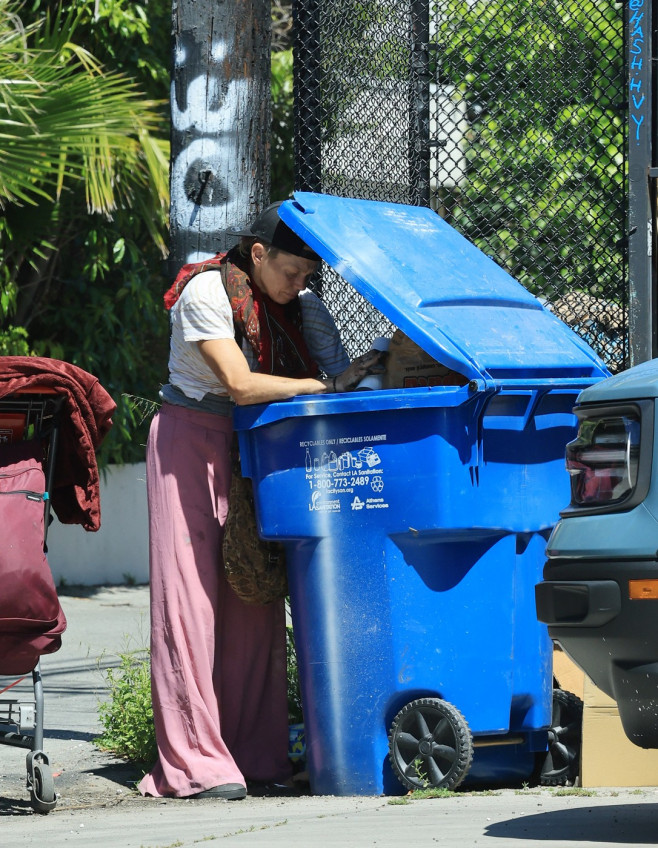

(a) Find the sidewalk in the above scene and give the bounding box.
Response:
[0,585,657,847]
[0,585,151,813]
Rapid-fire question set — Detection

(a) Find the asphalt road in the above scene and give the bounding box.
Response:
[0,585,657,848]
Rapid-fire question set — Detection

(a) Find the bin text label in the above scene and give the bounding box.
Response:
[300,433,390,513]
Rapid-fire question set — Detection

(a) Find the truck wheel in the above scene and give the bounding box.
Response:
[388,697,473,791]
[539,688,583,786]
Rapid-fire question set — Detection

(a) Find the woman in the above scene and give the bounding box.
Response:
[139,202,384,799]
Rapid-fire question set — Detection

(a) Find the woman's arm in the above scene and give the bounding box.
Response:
[198,338,329,405]
[198,338,387,406]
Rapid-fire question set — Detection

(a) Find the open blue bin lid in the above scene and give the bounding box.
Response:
[279,193,609,386]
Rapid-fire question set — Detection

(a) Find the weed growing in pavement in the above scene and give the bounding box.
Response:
[97,649,156,770]
[515,782,541,795]
[230,822,288,836]
[387,786,506,804]
[387,786,456,804]
[411,786,455,799]
[139,841,183,848]
[412,756,430,789]
[139,842,184,848]
[552,787,596,797]
[285,620,303,724]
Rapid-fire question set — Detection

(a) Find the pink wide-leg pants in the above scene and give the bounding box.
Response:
[138,402,291,798]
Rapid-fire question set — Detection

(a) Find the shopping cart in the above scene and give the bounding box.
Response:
[0,387,67,813]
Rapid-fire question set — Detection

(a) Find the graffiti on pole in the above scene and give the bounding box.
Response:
[170,33,247,261]
[169,1,270,276]
[628,0,646,147]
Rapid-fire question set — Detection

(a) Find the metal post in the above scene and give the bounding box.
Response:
[168,0,271,281]
[627,0,656,365]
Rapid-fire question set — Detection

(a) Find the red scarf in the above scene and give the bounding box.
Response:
[163,250,319,379]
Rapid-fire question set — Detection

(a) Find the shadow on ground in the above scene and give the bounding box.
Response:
[486,802,658,843]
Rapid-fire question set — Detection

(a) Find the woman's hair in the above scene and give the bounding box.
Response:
[237,237,280,262]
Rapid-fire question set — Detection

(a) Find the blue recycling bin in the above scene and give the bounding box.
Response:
[233,193,610,796]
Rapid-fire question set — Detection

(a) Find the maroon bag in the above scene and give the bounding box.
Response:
[0,441,67,674]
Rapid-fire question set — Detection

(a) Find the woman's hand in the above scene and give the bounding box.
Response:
[331,349,388,393]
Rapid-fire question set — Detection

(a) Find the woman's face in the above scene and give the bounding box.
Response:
[250,242,318,304]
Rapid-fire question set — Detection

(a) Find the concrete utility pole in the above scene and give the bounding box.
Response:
[168,0,272,279]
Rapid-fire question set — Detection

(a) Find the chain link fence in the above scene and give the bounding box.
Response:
[293,0,627,371]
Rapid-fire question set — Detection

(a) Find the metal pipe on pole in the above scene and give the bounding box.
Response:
[168,0,272,281]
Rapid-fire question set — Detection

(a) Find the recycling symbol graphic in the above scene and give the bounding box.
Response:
[370,476,384,493]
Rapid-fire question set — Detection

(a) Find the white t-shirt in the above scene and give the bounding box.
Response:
[167,269,349,401]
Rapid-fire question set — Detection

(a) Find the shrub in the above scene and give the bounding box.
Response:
[96,650,156,770]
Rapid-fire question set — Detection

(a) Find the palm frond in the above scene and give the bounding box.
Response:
[0,0,168,218]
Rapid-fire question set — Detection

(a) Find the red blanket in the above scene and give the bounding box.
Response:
[0,356,116,531]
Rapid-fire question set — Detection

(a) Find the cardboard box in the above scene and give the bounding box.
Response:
[383,330,468,389]
[553,646,585,700]
[580,675,658,787]
[551,647,658,787]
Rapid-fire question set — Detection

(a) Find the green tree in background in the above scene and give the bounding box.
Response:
[271,0,295,199]
[0,0,170,464]
[436,0,624,301]
[272,48,295,200]
[1,0,296,464]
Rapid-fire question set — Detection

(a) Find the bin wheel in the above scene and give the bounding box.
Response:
[29,761,56,814]
[388,697,473,791]
[539,688,583,787]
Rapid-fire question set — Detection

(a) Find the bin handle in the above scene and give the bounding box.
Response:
[485,388,548,433]
[472,389,499,481]
[489,378,602,391]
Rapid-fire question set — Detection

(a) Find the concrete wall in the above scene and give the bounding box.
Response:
[47,463,149,587]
